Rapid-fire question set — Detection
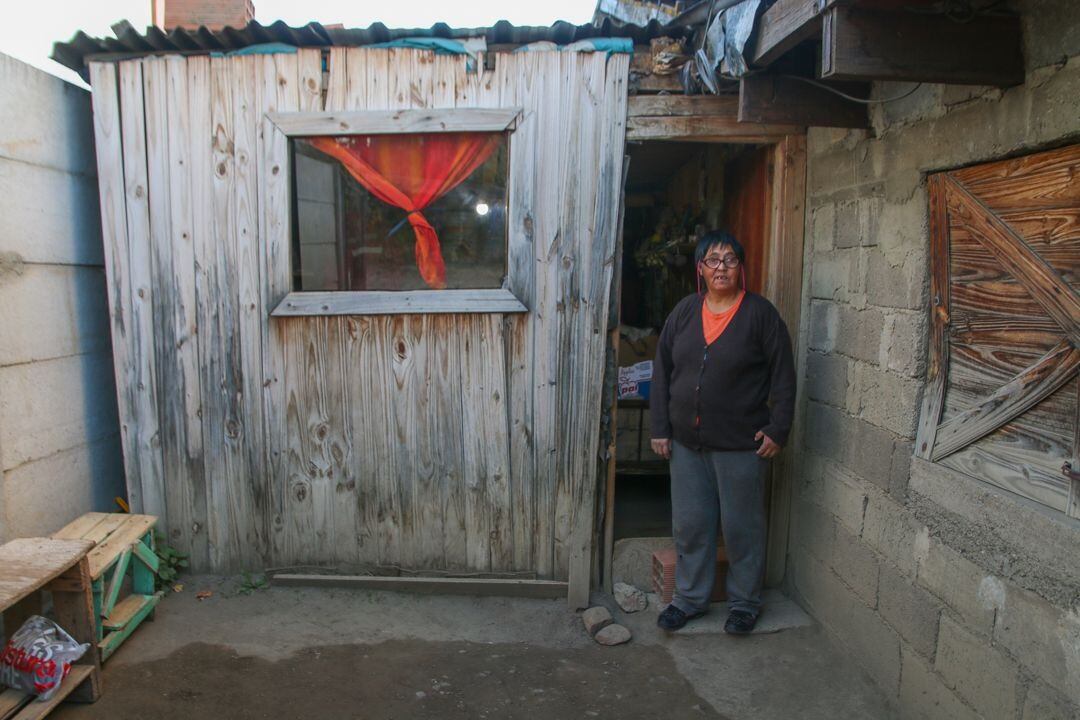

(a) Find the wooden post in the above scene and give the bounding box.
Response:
[764,135,807,588]
[47,558,102,702]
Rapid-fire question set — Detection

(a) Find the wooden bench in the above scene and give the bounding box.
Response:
[0,538,102,718]
[52,513,163,663]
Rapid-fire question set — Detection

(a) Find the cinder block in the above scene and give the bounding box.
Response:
[935,615,1019,720]
[835,202,861,248]
[1022,680,1080,720]
[804,402,850,465]
[808,300,839,353]
[899,644,979,720]
[890,321,923,373]
[879,562,942,659]
[865,249,927,310]
[836,305,884,364]
[858,196,883,247]
[833,523,880,607]
[889,441,914,498]
[809,250,856,302]
[792,497,836,563]
[875,196,929,255]
[915,537,997,637]
[850,363,921,438]
[794,551,901,696]
[811,203,836,253]
[881,310,927,379]
[994,583,1080,706]
[805,453,868,536]
[862,492,925,576]
[846,417,898,491]
[808,147,857,197]
[806,351,848,409]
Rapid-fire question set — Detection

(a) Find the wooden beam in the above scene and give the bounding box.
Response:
[628,95,740,118]
[270,289,529,316]
[271,574,569,599]
[268,107,522,136]
[763,134,806,588]
[631,73,684,95]
[751,0,837,68]
[915,173,952,460]
[821,6,1024,86]
[739,74,868,128]
[627,95,806,141]
[626,113,803,142]
[931,340,1080,461]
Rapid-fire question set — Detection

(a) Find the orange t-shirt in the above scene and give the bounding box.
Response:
[702,291,745,345]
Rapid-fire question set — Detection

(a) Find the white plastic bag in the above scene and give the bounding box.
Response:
[0,615,89,701]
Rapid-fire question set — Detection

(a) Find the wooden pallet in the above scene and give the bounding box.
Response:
[0,538,102,718]
[52,513,163,662]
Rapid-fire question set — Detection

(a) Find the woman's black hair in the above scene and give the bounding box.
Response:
[694,230,745,266]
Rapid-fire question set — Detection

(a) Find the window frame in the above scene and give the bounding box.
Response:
[266,107,525,316]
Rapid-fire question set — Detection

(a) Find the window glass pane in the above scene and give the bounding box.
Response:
[291,132,508,291]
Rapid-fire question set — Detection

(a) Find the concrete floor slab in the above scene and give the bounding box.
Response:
[52,575,894,720]
[629,588,815,636]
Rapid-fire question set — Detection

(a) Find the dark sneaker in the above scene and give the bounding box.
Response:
[657,605,705,631]
[723,610,758,635]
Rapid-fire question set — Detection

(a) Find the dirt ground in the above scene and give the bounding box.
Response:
[54,576,894,720]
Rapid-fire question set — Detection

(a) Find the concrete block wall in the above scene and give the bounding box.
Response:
[0,53,124,541]
[787,1,1080,717]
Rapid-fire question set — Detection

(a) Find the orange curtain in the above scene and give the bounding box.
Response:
[309,133,500,289]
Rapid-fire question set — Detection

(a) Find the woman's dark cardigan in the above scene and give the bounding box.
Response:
[650,292,796,452]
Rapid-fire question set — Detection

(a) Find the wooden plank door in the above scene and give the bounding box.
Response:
[918,144,1080,518]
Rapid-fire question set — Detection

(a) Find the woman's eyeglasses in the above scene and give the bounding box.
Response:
[701,255,740,269]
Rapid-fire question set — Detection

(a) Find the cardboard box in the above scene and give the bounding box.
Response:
[617,360,653,400]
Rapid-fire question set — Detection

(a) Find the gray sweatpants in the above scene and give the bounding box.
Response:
[669,441,767,616]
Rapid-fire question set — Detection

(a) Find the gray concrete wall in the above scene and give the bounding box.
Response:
[787,1,1080,717]
[0,53,124,542]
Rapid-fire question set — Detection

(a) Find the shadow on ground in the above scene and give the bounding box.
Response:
[58,639,727,720]
[49,576,893,719]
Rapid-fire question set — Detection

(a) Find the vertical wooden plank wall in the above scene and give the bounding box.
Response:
[88,49,630,587]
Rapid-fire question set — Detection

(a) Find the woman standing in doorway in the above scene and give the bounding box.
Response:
[649,230,796,634]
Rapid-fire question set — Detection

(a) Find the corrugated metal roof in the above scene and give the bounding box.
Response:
[52,17,681,81]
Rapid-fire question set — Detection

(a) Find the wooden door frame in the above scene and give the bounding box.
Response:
[600,131,807,593]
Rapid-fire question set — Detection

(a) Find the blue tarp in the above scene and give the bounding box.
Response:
[221,42,298,56]
[369,37,478,71]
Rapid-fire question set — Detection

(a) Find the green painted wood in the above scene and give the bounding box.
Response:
[131,552,155,595]
[99,591,163,662]
[102,548,131,617]
[131,535,160,574]
[91,577,104,642]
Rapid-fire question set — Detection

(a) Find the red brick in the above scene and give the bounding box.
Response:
[159,0,255,31]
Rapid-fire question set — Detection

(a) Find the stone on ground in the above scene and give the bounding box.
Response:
[582,606,613,636]
[594,623,632,646]
[613,582,647,613]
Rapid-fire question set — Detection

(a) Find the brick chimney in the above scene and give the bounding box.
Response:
[152,0,255,31]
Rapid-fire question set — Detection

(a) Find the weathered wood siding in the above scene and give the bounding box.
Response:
[89,48,630,580]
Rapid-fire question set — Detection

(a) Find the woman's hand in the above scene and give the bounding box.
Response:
[754,431,781,459]
[650,438,672,460]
